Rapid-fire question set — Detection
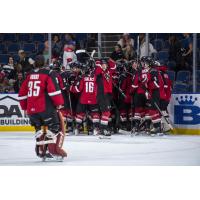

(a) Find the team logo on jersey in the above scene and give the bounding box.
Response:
[174,95,200,125]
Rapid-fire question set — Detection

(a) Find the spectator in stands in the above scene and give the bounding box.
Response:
[118,33,134,52]
[2,56,16,80]
[181,33,193,71]
[63,41,77,70]
[18,50,34,77]
[43,41,50,65]
[124,44,136,61]
[110,44,125,61]
[168,34,182,72]
[0,75,12,93]
[63,33,76,48]
[139,33,157,58]
[0,71,5,84]
[52,34,62,58]
[13,72,24,93]
[86,34,97,50]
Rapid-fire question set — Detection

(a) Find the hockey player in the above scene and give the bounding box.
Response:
[18,55,67,160]
[118,61,133,132]
[63,41,77,70]
[145,57,167,136]
[155,63,172,132]
[59,61,83,135]
[131,56,153,135]
[95,59,116,138]
[70,65,100,135]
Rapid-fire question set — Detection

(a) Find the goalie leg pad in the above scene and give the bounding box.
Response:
[47,132,67,157]
[35,130,46,158]
[47,111,67,157]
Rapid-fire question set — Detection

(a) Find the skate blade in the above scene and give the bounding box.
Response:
[42,156,64,162]
[98,135,111,139]
[118,129,130,135]
[150,133,164,137]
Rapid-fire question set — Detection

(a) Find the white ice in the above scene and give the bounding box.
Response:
[0,132,200,166]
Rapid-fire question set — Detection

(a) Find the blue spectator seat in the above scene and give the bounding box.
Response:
[197,83,200,92]
[157,51,169,62]
[167,70,176,83]
[196,70,200,81]
[23,43,36,53]
[12,54,19,63]
[0,34,3,42]
[164,40,170,49]
[197,38,200,48]
[173,82,189,93]
[3,34,17,42]
[28,54,36,60]
[7,43,20,53]
[0,44,6,54]
[18,34,31,42]
[37,43,44,52]
[0,54,9,65]
[32,34,45,42]
[167,61,176,70]
[152,39,164,51]
[176,70,190,84]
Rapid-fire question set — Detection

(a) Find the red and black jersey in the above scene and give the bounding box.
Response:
[120,73,132,103]
[157,66,172,102]
[18,68,64,115]
[70,74,97,105]
[95,65,114,94]
[147,67,166,100]
[130,69,139,94]
[136,68,150,94]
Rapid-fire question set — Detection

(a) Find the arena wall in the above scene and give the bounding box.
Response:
[0,93,200,134]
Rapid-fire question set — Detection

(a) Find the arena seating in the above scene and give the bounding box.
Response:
[176,70,191,84]
[23,43,36,53]
[167,70,176,83]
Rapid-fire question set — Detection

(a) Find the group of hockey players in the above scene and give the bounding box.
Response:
[18,49,172,161]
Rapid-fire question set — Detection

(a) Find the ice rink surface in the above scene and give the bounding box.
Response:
[0,132,200,166]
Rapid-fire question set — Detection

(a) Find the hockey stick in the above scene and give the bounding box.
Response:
[143,88,173,131]
[112,81,127,99]
[130,35,140,133]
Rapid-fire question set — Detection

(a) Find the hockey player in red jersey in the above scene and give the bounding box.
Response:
[95,59,116,138]
[18,55,67,160]
[144,57,167,136]
[118,61,133,132]
[70,64,100,135]
[131,57,152,135]
[155,63,172,132]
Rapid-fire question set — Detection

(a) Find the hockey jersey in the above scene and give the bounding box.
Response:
[157,66,172,102]
[120,73,132,103]
[18,68,64,115]
[70,74,97,104]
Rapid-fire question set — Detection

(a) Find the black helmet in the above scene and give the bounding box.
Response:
[100,58,108,64]
[69,61,82,69]
[141,56,154,67]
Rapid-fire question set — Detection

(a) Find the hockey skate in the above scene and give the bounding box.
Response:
[131,127,140,136]
[150,127,164,137]
[99,129,111,139]
[131,120,141,136]
[93,128,99,136]
[74,128,79,136]
[42,153,65,162]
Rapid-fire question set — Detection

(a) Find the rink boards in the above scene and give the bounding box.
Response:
[0,93,200,135]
